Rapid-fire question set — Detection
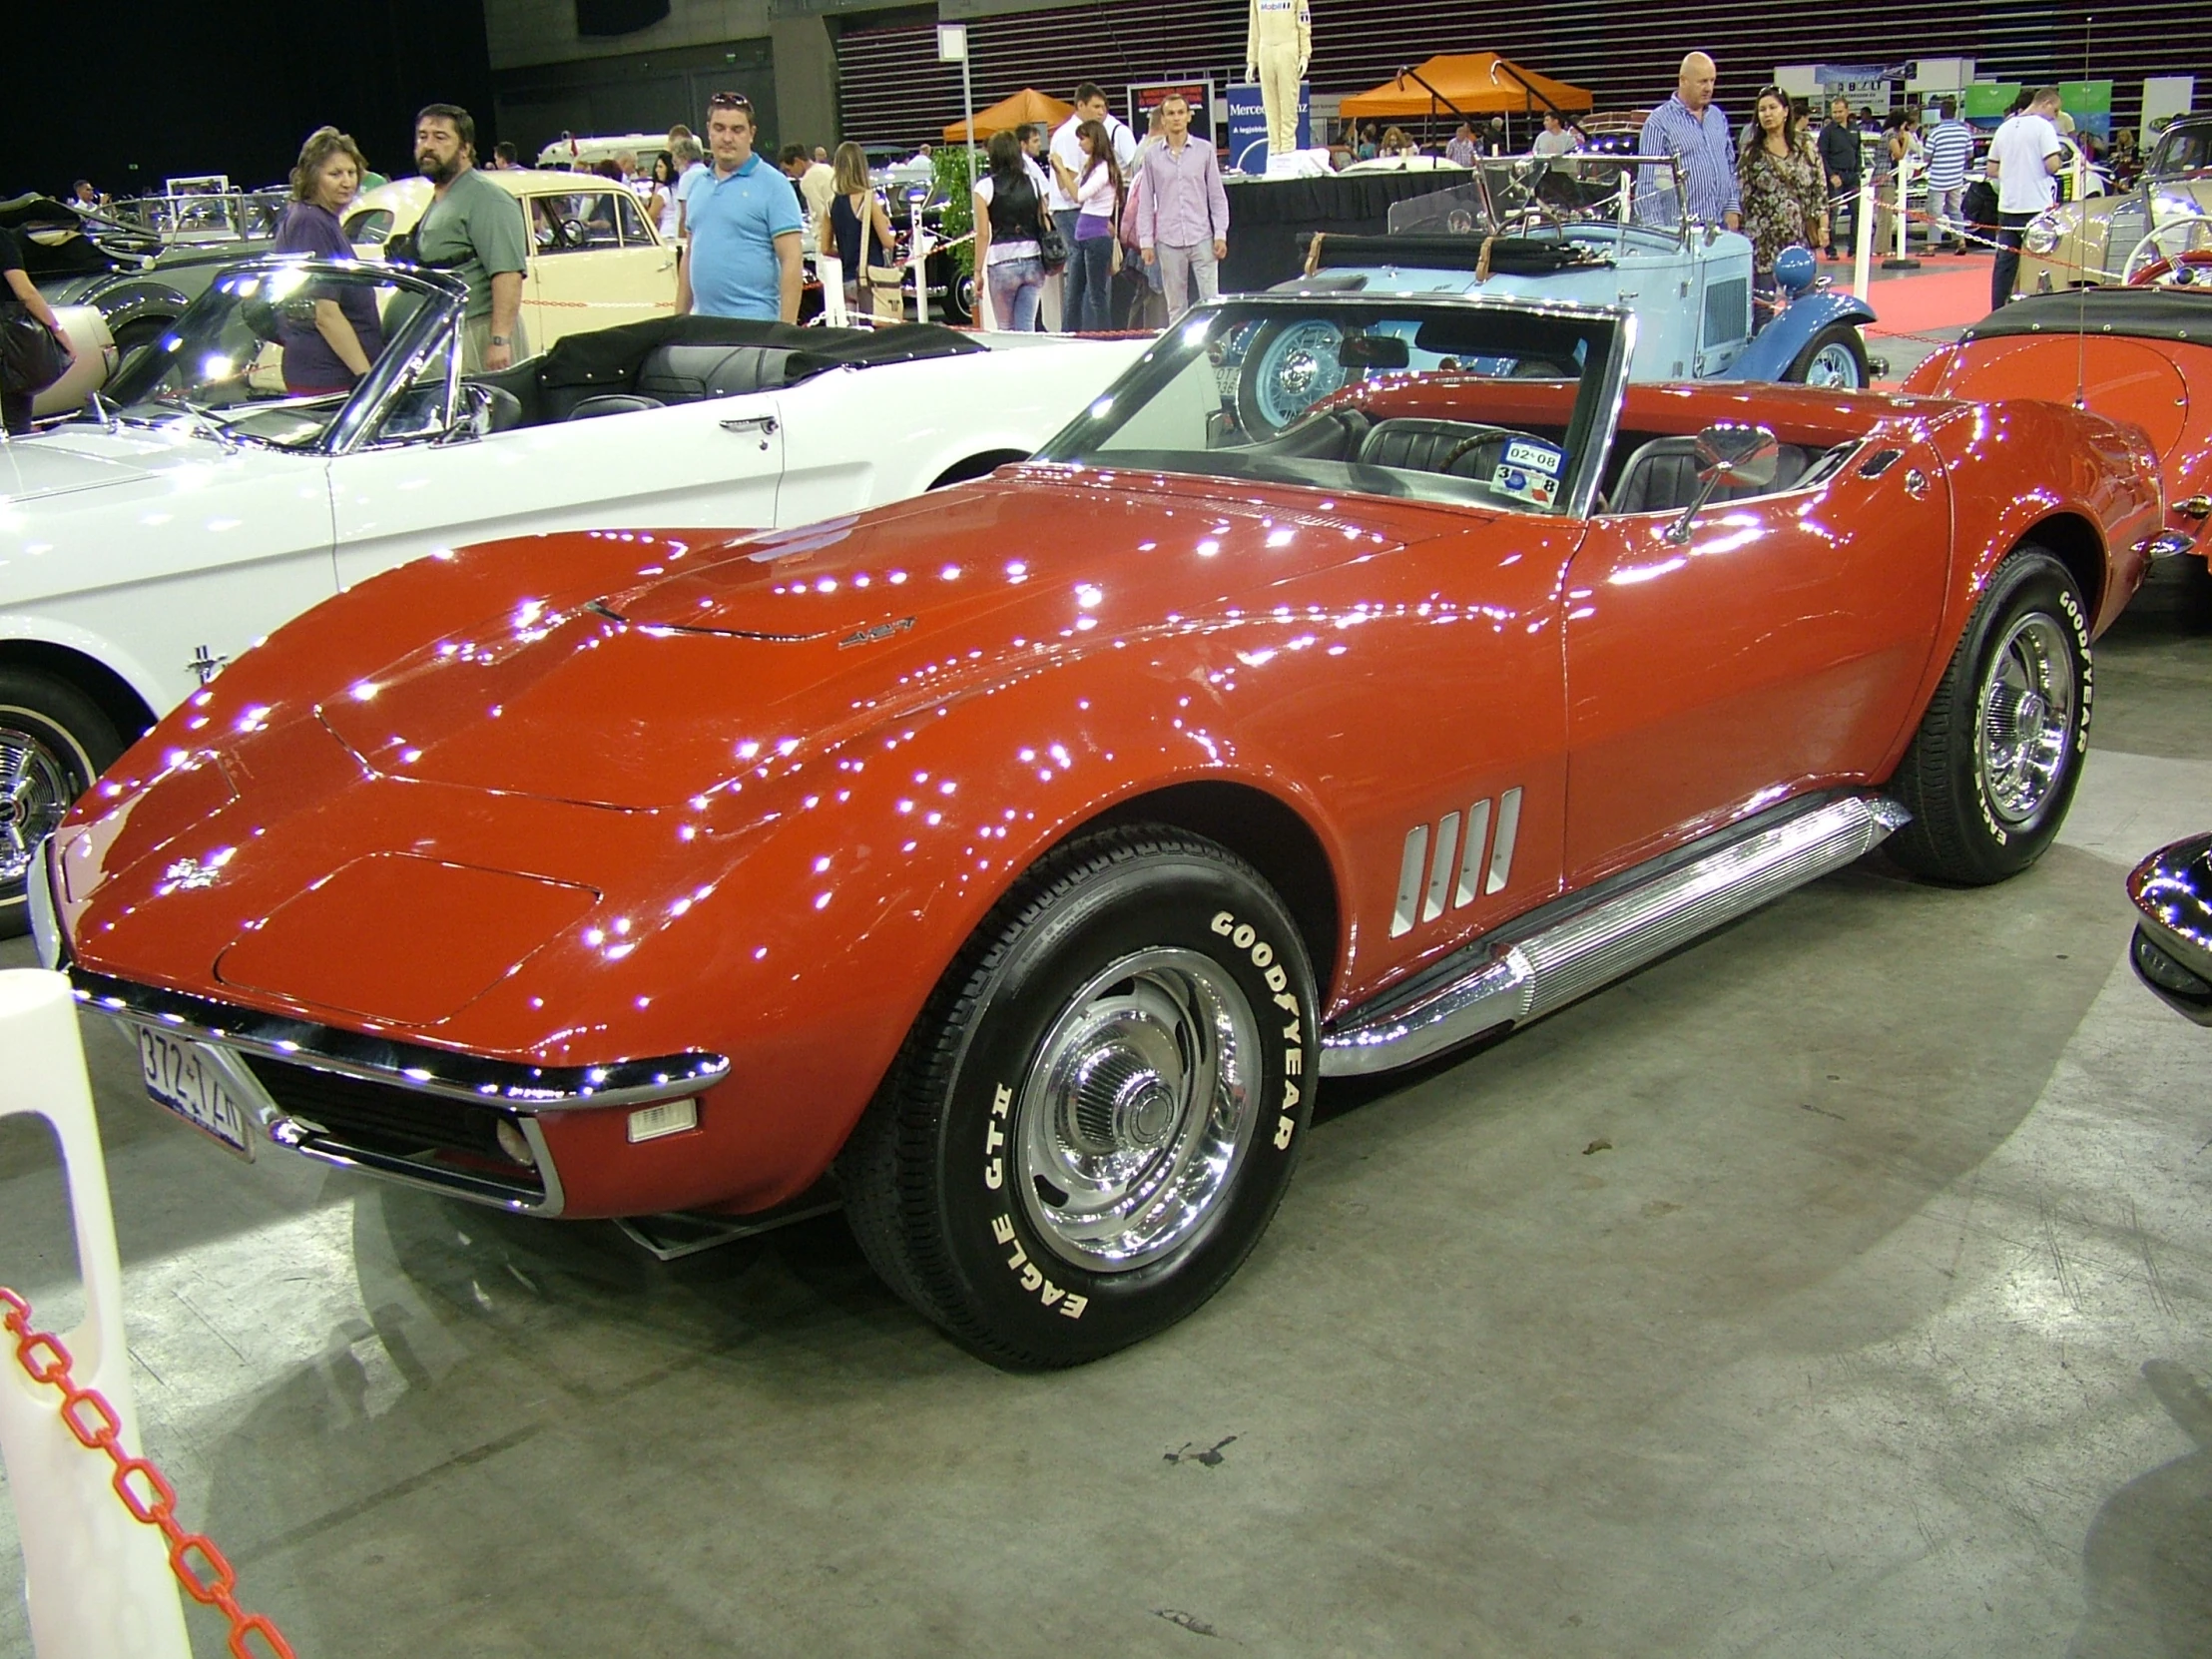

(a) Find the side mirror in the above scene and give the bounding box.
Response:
[1695,421,1781,489]
[434,381,498,445]
[1339,332,1410,370]
[1667,422,1781,545]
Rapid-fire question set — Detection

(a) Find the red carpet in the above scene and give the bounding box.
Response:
[1856,254,2000,340]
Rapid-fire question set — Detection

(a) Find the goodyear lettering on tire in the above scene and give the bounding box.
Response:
[1211,908,1305,1154]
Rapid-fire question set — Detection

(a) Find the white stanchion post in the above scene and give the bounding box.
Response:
[1853,172,1876,300]
[912,216,930,327]
[819,255,846,326]
[2071,146,2086,208]
[0,970,190,1659]
[1896,150,1916,262]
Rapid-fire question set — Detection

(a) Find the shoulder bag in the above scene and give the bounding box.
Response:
[0,302,67,398]
[1031,178,1068,272]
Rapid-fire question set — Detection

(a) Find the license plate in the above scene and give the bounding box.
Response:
[137,1027,255,1160]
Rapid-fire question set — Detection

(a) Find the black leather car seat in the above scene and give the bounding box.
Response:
[477,384,525,433]
[1609,435,1811,515]
[566,393,667,420]
[635,343,796,404]
[1356,417,1511,479]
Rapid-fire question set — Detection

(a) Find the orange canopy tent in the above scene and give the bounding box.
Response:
[944,88,1073,143]
[1338,53,1593,122]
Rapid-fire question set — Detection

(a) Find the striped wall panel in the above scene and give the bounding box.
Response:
[834,0,2212,147]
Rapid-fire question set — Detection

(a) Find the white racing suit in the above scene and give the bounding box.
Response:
[1246,0,1312,156]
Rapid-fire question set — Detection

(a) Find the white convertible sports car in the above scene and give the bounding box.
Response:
[0,257,1147,931]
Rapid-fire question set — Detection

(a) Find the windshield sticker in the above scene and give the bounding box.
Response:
[1492,438,1567,507]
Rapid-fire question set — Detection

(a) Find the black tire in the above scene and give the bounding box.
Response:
[109,316,171,369]
[0,670,124,937]
[840,826,1319,1368]
[1783,320,1870,389]
[1886,547,2091,884]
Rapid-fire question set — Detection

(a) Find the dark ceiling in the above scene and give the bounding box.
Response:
[6,0,495,198]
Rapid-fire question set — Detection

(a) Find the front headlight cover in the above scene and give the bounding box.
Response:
[2023,212,2064,256]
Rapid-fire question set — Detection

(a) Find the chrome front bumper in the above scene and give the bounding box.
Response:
[33,837,727,1216]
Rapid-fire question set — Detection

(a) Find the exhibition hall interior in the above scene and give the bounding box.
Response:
[8,0,2212,1652]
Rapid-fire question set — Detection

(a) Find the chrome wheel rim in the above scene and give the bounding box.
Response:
[0,718,85,900]
[1805,340,1863,388]
[1015,946,1263,1273]
[1254,320,1346,430]
[1976,613,2077,828]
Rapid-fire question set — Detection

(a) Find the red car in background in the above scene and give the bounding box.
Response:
[1903,286,2212,548]
[35,293,2169,1368]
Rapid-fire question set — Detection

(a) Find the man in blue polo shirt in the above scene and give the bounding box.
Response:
[676,92,803,322]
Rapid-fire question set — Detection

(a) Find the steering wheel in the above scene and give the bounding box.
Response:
[2127,251,2212,286]
[2121,215,2212,285]
[1439,424,1518,475]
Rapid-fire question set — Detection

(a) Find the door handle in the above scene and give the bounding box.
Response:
[720,414,779,449]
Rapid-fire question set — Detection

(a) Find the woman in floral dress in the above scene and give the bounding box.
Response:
[1738,87,1830,289]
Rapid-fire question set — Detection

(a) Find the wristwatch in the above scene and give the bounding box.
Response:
[489,334,511,346]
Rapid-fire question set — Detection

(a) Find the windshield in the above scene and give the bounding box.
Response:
[100,263,444,451]
[1034,297,1622,516]
[1386,155,1693,243]
[2153,124,2212,179]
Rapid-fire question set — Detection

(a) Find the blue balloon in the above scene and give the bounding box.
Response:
[1774,245,1817,296]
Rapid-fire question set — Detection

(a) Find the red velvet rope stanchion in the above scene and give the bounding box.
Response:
[2,1286,295,1659]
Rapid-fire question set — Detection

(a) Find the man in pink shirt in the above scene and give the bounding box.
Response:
[1135,95,1231,318]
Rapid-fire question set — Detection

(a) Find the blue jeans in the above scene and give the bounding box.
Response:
[1067,236,1115,332]
[986,256,1044,332]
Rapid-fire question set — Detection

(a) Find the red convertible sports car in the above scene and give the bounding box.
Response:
[33,293,2173,1367]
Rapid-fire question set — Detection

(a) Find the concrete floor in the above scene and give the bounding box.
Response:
[4,565,2211,1658]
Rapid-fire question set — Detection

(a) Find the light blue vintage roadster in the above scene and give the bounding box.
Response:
[1249,155,1876,433]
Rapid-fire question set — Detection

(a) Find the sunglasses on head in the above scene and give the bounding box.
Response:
[708,93,753,111]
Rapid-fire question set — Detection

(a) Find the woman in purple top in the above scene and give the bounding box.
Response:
[1066,120,1123,333]
[272,126,384,394]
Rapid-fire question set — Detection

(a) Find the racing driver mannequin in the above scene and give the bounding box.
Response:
[1246,0,1312,158]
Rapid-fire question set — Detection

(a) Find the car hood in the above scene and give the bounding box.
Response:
[313,472,1414,810]
[0,424,201,503]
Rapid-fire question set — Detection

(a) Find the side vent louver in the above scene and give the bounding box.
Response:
[1391,787,1521,937]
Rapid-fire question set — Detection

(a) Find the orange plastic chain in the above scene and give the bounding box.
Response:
[2,1286,295,1659]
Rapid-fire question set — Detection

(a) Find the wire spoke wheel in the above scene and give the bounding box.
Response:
[1015,947,1262,1273]
[1241,319,1347,433]
[1976,613,2077,829]
[1804,339,1864,387]
[0,727,78,895]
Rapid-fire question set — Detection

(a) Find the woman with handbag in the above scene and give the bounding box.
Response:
[971,130,1054,332]
[0,226,74,435]
[827,143,899,321]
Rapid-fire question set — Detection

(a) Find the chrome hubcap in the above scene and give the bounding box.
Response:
[1257,321,1345,428]
[1977,613,2077,827]
[1016,947,1262,1273]
[0,725,77,896]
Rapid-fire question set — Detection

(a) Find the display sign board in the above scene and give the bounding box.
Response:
[1964,81,2113,136]
[1129,79,1215,145]
[2142,77,2197,138]
[1814,63,1905,116]
[1225,81,1310,172]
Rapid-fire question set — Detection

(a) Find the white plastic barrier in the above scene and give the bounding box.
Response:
[1853,172,1876,301]
[0,969,190,1659]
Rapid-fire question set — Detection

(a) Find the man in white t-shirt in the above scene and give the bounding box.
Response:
[1988,85,2064,307]
[1046,82,1138,331]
